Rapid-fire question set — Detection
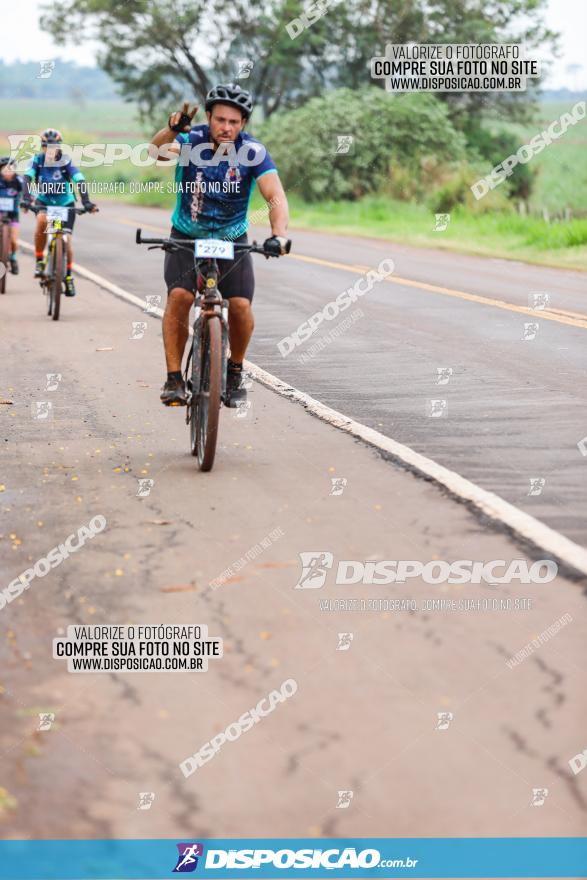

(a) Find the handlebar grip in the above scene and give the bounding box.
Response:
[136,229,168,246]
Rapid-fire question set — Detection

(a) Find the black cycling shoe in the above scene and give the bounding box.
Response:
[34,258,45,278]
[225,363,247,408]
[64,275,76,297]
[160,376,188,407]
[9,256,18,275]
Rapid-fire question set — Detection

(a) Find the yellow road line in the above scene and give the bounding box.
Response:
[119,217,587,330]
[119,217,168,234]
[289,253,587,330]
[543,306,587,320]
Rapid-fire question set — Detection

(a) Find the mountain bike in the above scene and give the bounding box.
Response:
[29,204,91,320]
[136,230,290,471]
[0,196,14,294]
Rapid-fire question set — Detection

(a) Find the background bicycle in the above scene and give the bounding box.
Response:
[0,194,16,294]
[29,204,91,320]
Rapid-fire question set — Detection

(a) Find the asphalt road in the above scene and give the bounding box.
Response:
[18,199,586,546]
[0,237,585,848]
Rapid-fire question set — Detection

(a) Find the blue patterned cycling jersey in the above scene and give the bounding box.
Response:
[171,124,278,239]
[0,175,23,217]
[24,152,85,206]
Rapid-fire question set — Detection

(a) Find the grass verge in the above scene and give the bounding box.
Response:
[284,194,587,271]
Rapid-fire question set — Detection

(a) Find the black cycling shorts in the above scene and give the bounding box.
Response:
[35,203,76,232]
[164,228,255,302]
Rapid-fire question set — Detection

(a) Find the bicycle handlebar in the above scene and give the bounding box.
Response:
[135,228,290,258]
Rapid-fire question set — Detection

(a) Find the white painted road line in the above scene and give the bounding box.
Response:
[20,244,587,578]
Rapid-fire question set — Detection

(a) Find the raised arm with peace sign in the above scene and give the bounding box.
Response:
[168,102,199,133]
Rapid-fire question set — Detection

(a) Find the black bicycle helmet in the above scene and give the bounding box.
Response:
[41,128,63,145]
[205,83,253,119]
[0,156,15,169]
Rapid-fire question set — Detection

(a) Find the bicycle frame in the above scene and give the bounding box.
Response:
[30,205,80,283]
[45,220,68,283]
[189,257,230,405]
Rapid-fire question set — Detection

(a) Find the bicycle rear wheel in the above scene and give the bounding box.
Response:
[51,237,63,321]
[0,223,10,294]
[191,317,222,471]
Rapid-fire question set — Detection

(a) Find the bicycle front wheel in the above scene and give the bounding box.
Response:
[0,223,10,294]
[191,317,222,472]
[51,236,63,321]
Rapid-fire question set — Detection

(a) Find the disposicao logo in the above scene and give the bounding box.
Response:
[173,842,204,872]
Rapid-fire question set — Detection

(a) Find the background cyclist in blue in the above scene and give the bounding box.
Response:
[0,157,23,275]
[21,128,98,297]
[150,83,290,407]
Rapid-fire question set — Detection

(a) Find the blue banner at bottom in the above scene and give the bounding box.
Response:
[0,838,585,879]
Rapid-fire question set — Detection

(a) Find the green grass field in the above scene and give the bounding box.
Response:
[1,97,585,270]
[489,99,587,214]
[284,194,587,271]
[0,98,144,138]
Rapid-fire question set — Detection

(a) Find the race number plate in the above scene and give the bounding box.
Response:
[194,239,234,260]
[46,206,70,221]
[0,197,14,212]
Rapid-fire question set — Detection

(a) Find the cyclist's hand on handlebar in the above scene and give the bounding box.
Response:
[21,199,33,213]
[84,202,99,213]
[263,235,291,256]
[168,101,198,133]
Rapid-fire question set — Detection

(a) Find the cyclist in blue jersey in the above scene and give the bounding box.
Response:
[21,128,98,297]
[0,157,24,275]
[150,84,290,407]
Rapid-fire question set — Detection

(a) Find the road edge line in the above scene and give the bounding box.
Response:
[246,362,587,577]
[21,244,587,578]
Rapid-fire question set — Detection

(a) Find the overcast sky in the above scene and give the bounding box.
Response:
[3,0,586,90]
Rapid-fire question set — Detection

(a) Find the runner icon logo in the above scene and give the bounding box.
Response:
[37,60,55,79]
[173,843,204,873]
[427,398,447,418]
[46,373,62,391]
[236,59,253,79]
[531,788,548,806]
[436,367,453,385]
[32,401,53,420]
[433,213,450,232]
[130,321,148,340]
[137,792,155,810]
[435,711,453,731]
[528,477,545,496]
[38,713,55,731]
[336,790,354,808]
[234,400,252,419]
[523,322,539,341]
[529,292,550,310]
[569,747,587,776]
[295,552,334,589]
[335,135,354,154]
[136,479,155,498]
[144,295,162,314]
